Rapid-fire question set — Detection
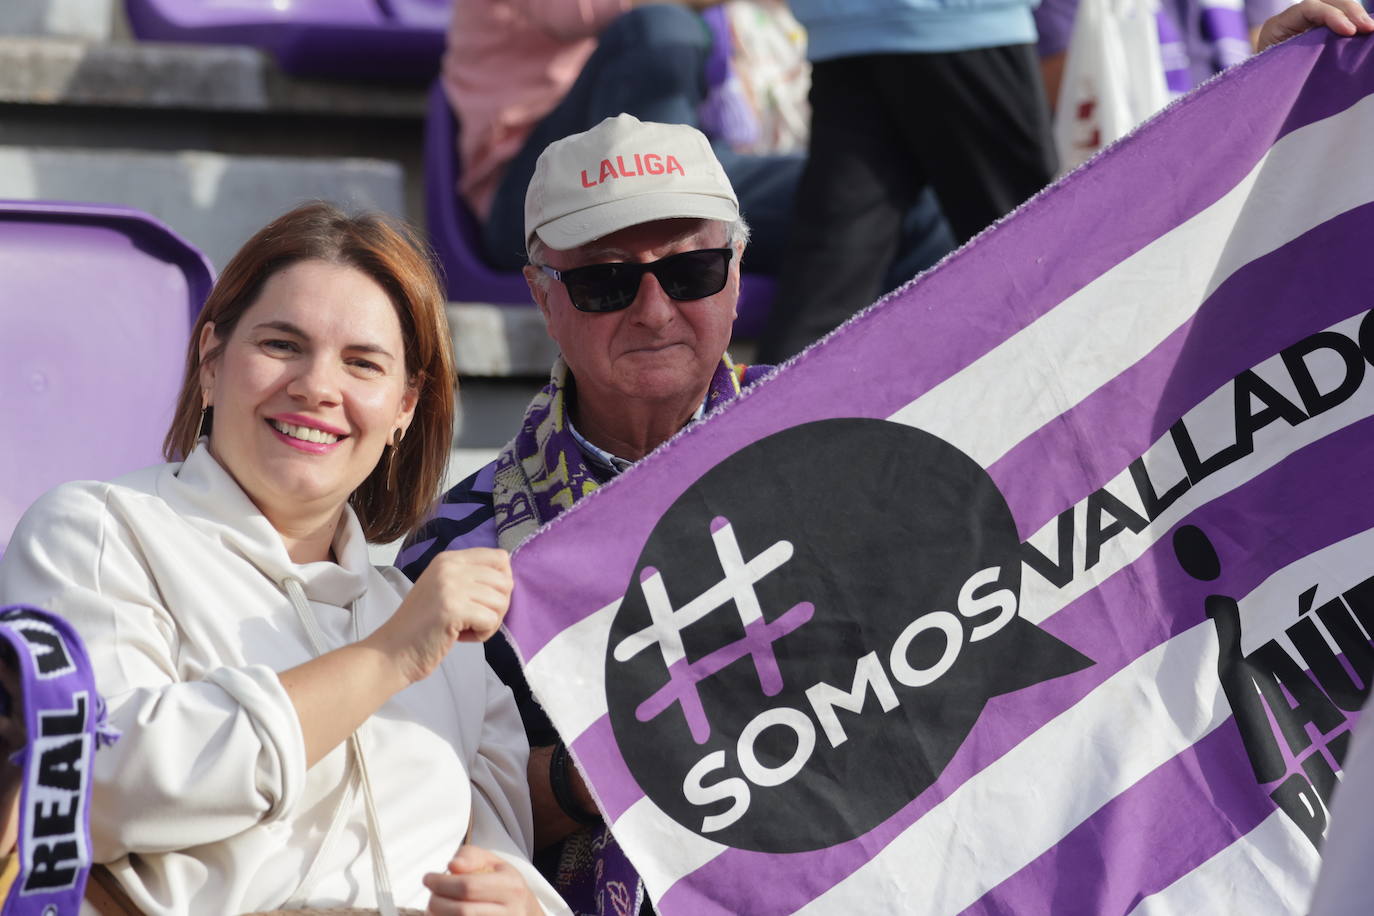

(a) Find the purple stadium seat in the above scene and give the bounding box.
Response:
[424,83,777,337]
[123,0,446,82]
[376,0,450,30]
[0,201,213,556]
[424,82,535,306]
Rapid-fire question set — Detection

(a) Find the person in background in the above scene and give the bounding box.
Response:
[401,114,768,915]
[0,203,569,916]
[445,0,953,286]
[1033,0,1293,113]
[449,0,800,276]
[1254,0,1373,49]
[755,0,1058,362]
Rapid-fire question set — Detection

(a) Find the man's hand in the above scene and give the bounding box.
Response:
[423,845,543,916]
[1256,0,1374,52]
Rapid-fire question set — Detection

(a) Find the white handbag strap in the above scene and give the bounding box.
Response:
[284,578,399,916]
[284,754,358,908]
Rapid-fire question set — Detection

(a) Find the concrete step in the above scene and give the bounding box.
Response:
[446,303,560,378]
[1,0,116,42]
[0,34,428,225]
[0,150,557,386]
[0,144,405,271]
[0,34,425,118]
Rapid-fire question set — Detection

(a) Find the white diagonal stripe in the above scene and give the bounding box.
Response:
[1018,311,1374,628]
[613,796,729,905]
[886,93,1374,469]
[1125,811,1319,915]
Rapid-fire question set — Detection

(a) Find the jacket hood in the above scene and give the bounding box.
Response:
[146,442,372,609]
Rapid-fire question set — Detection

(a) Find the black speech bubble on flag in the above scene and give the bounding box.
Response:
[604,418,1094,853]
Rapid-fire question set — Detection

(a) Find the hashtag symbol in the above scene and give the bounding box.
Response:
[613,516,814,744]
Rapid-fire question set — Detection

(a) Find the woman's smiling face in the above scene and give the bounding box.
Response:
[199,259,417,532]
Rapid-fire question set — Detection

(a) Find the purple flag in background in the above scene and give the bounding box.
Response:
[505,32,1374,915]
[0,607,112,916]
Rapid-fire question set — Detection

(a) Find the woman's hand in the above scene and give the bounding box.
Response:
[423,845,544,915]
[369,548,513,686]
[1256,0,1374,51]
[282,548,512,767]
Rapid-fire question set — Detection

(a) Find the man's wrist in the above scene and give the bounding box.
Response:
[549,740,601,826]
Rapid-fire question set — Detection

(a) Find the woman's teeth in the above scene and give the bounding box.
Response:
[270,420,341,444]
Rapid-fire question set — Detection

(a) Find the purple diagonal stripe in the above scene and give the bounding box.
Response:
[509,32,1371,662]
[1273,32,1374,138]
[962,719,1268,916]
[395,538,433,567]
[646,420,1374,915]
[569,714,644,823]
[969,711,1362,915]
[433,499,490,524]
[990,202,1374,541]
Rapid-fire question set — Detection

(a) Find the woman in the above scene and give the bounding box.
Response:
[0,203,567,915]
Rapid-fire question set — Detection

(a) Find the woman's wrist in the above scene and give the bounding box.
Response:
[355,627,419,692]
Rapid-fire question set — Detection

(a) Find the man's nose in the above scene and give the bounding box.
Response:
[628,270,676,328]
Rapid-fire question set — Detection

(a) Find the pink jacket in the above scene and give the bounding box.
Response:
[444,0,632,220]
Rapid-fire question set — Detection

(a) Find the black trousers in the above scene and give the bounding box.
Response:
[756,45,1057,362]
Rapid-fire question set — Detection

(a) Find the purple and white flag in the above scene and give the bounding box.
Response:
[505,31,1374,915]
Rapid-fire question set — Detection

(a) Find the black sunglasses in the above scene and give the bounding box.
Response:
[540,247,734,313]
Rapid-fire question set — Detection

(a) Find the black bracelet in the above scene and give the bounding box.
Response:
[549,740,601,826]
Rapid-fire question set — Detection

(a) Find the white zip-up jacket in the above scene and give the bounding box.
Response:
[0,445,569,915]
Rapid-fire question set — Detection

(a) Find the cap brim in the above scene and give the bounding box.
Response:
[533,191,739,251]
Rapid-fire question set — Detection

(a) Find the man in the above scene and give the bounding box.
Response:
[399,113,768,916]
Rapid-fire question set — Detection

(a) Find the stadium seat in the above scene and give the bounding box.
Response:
[423,82,535,307]
[123,0,447,82]
[424,83,778,337]
[0,201,213,556]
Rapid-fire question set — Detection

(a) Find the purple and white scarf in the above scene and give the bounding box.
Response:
[0,605,115,916]
[491,356,763,551]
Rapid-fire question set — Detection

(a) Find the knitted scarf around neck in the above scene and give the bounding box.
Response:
[491,355,754,552]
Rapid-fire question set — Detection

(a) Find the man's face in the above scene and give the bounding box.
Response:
[528,217,740,412]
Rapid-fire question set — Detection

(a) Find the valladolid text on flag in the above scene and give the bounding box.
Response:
[503,29,1374,916]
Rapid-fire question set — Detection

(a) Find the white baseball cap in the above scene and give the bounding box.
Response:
[524,114,740,252]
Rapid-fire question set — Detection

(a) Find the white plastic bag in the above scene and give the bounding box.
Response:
[1053,0,1171,173]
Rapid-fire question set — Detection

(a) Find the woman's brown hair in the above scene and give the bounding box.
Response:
[163,201,454,544]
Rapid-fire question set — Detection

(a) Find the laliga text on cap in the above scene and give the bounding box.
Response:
[581,153,687,189]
